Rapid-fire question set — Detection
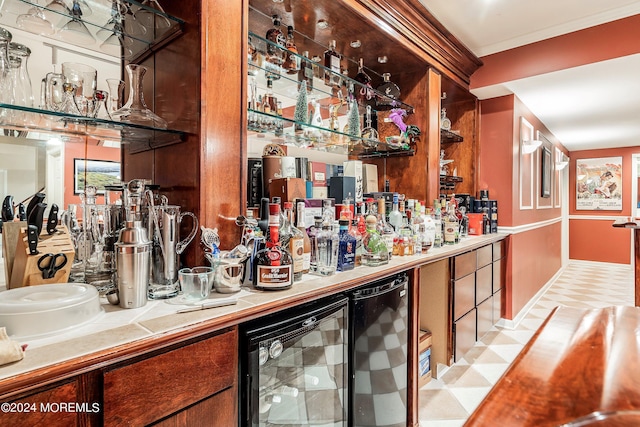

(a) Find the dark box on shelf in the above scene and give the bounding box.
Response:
[329,176,356,205]
[247,158,262,208]
[269,178,306,205]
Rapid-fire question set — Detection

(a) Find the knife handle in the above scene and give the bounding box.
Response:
[25,192,45,221]
[18,203,26,221]
[28,202,47,236]
[47,204,59,234]
[1,195,13,221]
[27,224,39,255]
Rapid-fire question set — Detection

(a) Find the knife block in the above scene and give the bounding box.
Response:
[9,225,75,289]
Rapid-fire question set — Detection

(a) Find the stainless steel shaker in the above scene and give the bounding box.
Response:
[115,220,151,309]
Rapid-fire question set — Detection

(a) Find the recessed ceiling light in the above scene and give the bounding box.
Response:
[350,40,361,48]
[377,56,388,64]
[316,19,329,29]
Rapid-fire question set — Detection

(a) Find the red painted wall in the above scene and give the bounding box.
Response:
[64,141,121,207]
[471,14,640,90]
[568,146,640,264]
[479,95,565,319]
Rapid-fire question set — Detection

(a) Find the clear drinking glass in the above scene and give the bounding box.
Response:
[106,78,124,116]
[176,267,213,304]
[61,61,97,116]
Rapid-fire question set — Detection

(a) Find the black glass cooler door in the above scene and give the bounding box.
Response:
[242,296,349,427]
[349,273,409,427]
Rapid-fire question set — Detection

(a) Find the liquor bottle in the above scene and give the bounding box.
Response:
[265,15,286,79]
[388,193,403,232]
[283,202,304,281]
[376,72,400,108]
[263,76,276,114]
[314,221,338,276]
[296,202,312,274]
[443,201,459,245]
[324,40,342,88]
[253,203,293,290]
[377,197,395,258]
[308,216,323,274]
[354,58,374,106]
[361,215,389,266]
[432,200,442,248]
[282,25,300,73]
[349,218,363,267]
[337,219,356,272]
[298,51,314,92]
[421,206,436,253]
[257,197,270,236]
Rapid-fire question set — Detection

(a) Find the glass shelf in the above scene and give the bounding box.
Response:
[249,32,415,113]
[0,103,184,149]
[248,108,414,158]
[441,129,463,143]
[8,0,184,61]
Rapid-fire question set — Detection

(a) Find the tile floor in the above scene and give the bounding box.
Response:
[418,260,635,427]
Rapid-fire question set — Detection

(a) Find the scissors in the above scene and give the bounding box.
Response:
[37,253,68,279]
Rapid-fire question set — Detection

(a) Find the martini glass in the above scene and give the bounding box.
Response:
[56,0,95,45]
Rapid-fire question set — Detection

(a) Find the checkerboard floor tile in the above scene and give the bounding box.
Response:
[418,260,634,427]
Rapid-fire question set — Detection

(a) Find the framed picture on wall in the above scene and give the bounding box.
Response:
[74,159,122,195]
[541,146,551,198]
[576,157,622,210]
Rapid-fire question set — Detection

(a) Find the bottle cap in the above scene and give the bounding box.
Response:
[268,203,280,216]
[284,201,293,209]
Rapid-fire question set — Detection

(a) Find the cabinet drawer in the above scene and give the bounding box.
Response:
[453,273,475,321]
[103,327,238,427]
[477,297,493,341]
[477,245,492,268]
[493,240,505,261]
[453,250,476,280]
[493,289,503,325]
[476,264,492,305]
[493,259,504,293]
[454,308,476,362]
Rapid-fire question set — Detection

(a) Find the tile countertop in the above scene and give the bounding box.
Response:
[0,233,507,383]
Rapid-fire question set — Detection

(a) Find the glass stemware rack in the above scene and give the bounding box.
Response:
[0,0,185,150]
[247,7,416,159]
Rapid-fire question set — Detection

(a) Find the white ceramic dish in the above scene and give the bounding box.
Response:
[0,283,103,339]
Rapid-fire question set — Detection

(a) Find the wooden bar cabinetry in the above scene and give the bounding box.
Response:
[0,328,238,427]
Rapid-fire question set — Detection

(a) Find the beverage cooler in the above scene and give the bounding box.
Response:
[348,273,409,427]
[240,295,349,426]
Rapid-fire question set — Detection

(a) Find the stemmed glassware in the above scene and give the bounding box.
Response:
[134,0,172,35]
[15,0,55,35]
[56,0,95,45]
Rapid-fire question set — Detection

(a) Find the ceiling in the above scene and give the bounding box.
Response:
[418,0,640,152]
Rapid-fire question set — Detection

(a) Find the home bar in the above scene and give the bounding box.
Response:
[1,0,639,426]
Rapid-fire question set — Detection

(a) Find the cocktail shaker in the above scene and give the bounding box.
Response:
[115,220,151,309]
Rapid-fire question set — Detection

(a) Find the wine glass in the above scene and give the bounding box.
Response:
[15,0,54,36]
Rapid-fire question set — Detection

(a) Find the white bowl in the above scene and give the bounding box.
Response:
[0,283,103,339]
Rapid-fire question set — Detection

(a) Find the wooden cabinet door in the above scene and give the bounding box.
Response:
[476,264,492,305]
[153,387,237,427]
[476,297,493,341]
[453,251,476,280]
[103,328,238,426]
[477,245,492,268]
[454,308,476,362]
[453,273,475,321]
[0,381,79,427]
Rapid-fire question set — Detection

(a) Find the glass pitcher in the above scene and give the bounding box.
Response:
[148,205,198,299]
